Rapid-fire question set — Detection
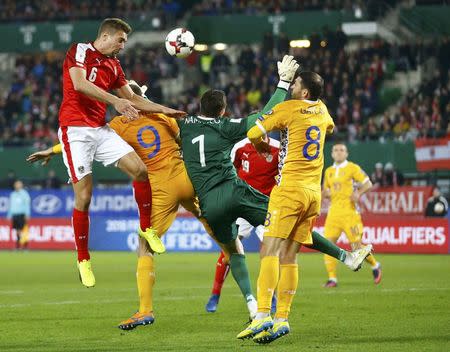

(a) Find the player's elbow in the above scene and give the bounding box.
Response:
[72,80,85,92]
[362,179,373,192]
[123,91,134,100]
[247,126,261,142]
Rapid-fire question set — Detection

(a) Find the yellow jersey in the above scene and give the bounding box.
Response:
[323,160,369,215]
[252,99,334,192]
[109,113,184,184]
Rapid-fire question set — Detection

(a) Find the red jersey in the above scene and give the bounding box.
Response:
[59,42,128,127]
[231,138,280,196]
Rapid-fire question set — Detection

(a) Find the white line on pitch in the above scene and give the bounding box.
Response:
[0,290,24,295]
[1,287,448,310]
[0,294,242,309]
[321,287,450,295]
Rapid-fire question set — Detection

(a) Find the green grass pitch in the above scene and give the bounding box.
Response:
[0,251,449,351]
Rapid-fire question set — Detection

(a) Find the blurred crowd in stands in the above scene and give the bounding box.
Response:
[167,34,450,143]
[354,37,450,142]
[370,162,404,188]
[1,28,449,147]
[0,169,62,189]
[192,0,365,15]
[1,0,397,23]
[0,0,183,23]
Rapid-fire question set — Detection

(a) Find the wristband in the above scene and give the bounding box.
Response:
[52,144,62,154]
[277,80,291,91]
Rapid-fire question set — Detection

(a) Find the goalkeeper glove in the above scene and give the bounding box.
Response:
[277,55,300,83]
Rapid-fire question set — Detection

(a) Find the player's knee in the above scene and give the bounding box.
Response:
[260,237,281,257]
[138,237,153,256]
[134,163,148,181]
[222,241,238,254]
[122,154,148,181]
[128,156,148,181]
[235,237,245,254]
[75,190,92,211]
[279,251,297,265]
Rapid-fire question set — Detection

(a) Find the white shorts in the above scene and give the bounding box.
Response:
[58,125,134,183]
[236,217,264,242]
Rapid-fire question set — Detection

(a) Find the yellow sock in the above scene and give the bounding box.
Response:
[324,254,338,280]
[257,256,279,314]
[365,253,377,267]
[137,255,155,314]
[275,264,298,320]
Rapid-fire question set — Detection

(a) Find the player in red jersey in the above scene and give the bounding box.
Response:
[205,135,280,313]
[57,18,185,287]
[233,137,280,196]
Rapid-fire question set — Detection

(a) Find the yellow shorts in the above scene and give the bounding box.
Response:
[263,186,320,245]
[150,168,200,237]
[324,211,363,243]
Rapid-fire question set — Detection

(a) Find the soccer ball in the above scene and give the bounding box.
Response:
[434,202,444,214]
[165,28,195,58]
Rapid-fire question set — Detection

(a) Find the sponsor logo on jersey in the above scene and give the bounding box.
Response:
[300,107,324,115]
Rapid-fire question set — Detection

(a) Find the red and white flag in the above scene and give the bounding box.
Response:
[414,137,450,171]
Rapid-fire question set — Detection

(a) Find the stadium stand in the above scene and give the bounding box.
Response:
[2,32,448,146]
[0,0,402,23]
[191,0,366,15]
[0,0,183,23]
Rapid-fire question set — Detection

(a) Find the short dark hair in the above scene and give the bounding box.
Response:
[98,18,132,37]
[333,142,347,148]
[129,82,143,96]
[200,90,226,117]
[299,71,323,100]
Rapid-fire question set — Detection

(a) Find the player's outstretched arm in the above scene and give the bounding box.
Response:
[116,84,186,118]
[26,144,62,166]
[247,125,271,154]
[69,67,139,120]
[246,55,299,128]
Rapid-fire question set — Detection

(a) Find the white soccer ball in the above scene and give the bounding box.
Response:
[434,202,445,214]
[165,28,195,58]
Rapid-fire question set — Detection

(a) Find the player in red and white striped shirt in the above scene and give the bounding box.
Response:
[205,135,280,312]
[57,18,185,287]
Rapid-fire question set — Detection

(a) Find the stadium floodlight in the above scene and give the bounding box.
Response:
[194,44,208,51]
[289,39,310,48]
[152,17,161,28]
[212,43,227,50]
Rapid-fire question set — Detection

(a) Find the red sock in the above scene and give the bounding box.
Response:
[72,208,90,262]
[133,180,152,230]
[212,252,230,295]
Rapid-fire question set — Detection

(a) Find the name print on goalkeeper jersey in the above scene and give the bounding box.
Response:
[178,115,250,196]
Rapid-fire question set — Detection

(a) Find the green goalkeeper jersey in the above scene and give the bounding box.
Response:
[177,87,288,197]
